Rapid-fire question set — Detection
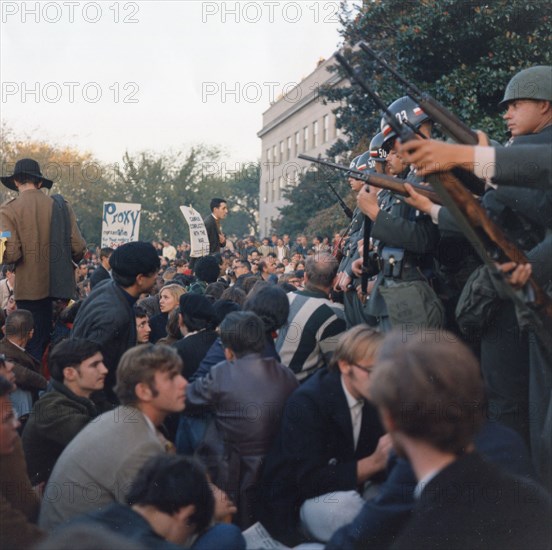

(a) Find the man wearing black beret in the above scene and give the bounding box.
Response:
[71,241,160,404]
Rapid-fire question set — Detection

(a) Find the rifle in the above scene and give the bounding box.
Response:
[325,179,354,220]
[335,51,552,354]
[334,52,485,196]
[358,42,479,145]
[299,154,443,205]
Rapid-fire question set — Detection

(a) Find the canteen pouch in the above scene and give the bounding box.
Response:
[381,247,404,279]
[379,279,445,329]
[455,265,502,335]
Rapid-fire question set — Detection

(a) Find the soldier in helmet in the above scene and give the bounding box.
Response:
[500,65,552,141]
[368,132,388,175]
[353,98,444,332]
[399,67,552,481]
[334,151,373,327]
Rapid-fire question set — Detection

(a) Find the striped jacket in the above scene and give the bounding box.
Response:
[275,288,346,381]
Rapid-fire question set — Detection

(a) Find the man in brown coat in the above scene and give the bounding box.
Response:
[0,158,86,360]
[0,310,47,424]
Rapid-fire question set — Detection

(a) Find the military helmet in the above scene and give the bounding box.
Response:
[499,66,552,107]
[355,150,373,172]
[348,154,362,171]
[380,96,430,139]
[347,151,372,178]
[369,132,388,164]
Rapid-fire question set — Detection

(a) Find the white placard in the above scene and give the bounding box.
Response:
[180,205,210,257]
[101,202,141,248]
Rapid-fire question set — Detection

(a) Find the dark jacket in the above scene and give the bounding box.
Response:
[172,330,218,380]
[148,311,169,343]
[89,265,110,289]
[258,367,384,544]
[203,214,224,254]
[326,420,538,550]
[71,280,136,402]
[69,503,183,549]
[186,353,298,528]
[192,334,280,382]
[391,452,551,550]
[21,379,100,485]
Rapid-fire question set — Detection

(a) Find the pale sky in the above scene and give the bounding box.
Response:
[1,1,348,167]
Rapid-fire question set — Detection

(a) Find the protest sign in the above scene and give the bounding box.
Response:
[101,202,141,248]
[180,206,210,257]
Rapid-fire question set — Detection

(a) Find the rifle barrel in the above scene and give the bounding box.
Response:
[298,154,442,205]
[358,42,479,145]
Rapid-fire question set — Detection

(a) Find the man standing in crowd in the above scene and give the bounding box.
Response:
[89,247,113,289]
[0,158,86,360]
[22,338,108,485]
[71,241,160,403]
[204,198,228,255]
[275,253,346,380]
[162,239,177,261]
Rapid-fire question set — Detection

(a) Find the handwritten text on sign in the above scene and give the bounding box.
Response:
[101,202,141,248]
[180,206,209,258]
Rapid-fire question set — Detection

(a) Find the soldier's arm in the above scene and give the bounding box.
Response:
[401,139,552,190]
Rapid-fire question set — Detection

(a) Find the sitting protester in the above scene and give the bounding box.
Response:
[22,338,108,485]
[184,311,298,528]
[0,310,47,425]
[63,454,245,550]
[0,375,45,549]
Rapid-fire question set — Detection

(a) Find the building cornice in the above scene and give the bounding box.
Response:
[257,73,343,138]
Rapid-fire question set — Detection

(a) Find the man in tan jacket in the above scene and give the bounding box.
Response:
[0,158,86,360]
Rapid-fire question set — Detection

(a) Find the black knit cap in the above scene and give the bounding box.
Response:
[109,241,160,277]
[179,293,217,324]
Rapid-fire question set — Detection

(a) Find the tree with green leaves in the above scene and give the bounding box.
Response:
[274,167,354,238]
[1,125,259,244]
[324,0,552,155]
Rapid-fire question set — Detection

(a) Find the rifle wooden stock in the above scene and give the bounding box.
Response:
[298,154,443,205]
[430,171,552,318]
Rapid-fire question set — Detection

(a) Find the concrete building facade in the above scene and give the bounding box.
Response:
[257,57,343,237]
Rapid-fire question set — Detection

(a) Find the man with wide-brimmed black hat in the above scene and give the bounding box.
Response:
[0,158,86,360]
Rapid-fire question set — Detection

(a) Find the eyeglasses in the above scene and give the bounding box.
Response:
[352,363,375,375]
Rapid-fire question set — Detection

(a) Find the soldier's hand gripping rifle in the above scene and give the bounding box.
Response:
[335,51,552,356]
[335,51,485,196]
[299,153,443,205]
